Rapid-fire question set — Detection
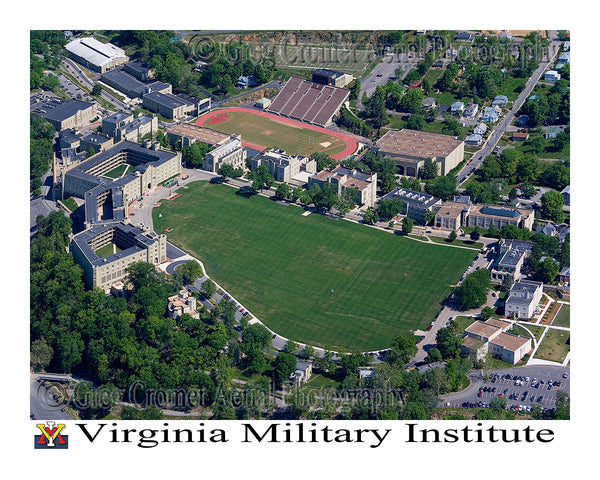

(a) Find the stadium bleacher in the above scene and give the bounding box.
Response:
[267,76,349,127]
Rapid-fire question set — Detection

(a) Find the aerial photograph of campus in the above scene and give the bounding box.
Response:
[30,29,571,422]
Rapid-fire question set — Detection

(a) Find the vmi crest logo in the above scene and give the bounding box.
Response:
[34,421,68,449]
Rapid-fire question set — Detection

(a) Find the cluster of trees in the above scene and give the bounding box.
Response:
[518,81,570,127]
[454,269,491,310]
[110,31,201,97]
[30,116,56,194]
[30,31,66,92]
[181,142,213,168]
[30,211,256,418]
[468,148,569,204]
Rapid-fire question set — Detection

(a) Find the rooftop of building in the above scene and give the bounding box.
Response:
[65,37,128,67]
[35,98,95,122]
[167,123,231,146]
[382,188,441,208]
[375,129,462,158]
[490,332,530,352]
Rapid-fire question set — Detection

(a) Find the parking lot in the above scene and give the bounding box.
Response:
[442,365,570,413]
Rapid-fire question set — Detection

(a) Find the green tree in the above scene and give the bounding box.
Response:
[421,158,438,179]
[362,207,379,225]
[501,274,515,292]
[540,190,565,223]
[273,352,297,387]
[448,230,457,242]
[31,338,54,371]
[92,83,103,96]
[378,198,403,220]
[470,229,481,241]
[481,306,495,320]
[275,182,290,200]
[424,175,457,201]
[406,114,425,131]
[455,269,491,310]
[385,334,418,366]
[534,257,560,283]
[201,279,217,298]
[217,163,234,181]
[402,216,414,234]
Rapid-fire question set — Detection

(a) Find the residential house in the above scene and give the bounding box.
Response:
[535,222,570,243]
[544,70,561,82]
[465,134,483,146]
[492,94,509,107]
[545,126,562,139]
[451,101,465,115]
[463,103,479,119]
[561,185,570,206]
[455,32,474,42]
[559,266,570,284]
[504,280,544,319]
[236,75,256,89]
[511,132,529,141]
[473,123,488,136]
[422,97,437,110]
[481,106,500,123]
[291,360,313,385]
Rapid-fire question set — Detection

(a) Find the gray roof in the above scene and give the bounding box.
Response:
[38,99,94,122]
[383,188,440,209]
[143,91,190,110]
[71,221,159,267]
[101,69,147,97]
[480,206,520,218]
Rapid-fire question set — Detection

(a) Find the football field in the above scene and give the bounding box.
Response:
[153,182,475,351]
[196,108,358,160]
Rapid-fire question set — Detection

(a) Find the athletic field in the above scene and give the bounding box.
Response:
[195,107,358,160]
[153,182,475,351]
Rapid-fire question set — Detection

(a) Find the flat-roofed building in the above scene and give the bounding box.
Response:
[312,69,354,88]
[250,148,317,183]
[123,61,154,81]
[462,317,530,364]
[65,37,129,73]
[203,137,247,174]
[80,132,114,154]
[32,98,97,131]
[434,200,473,230]
[381,188,442,225]
[100,69,147,99]
[142,91,195,120]
[166,123,231,148]
[102,111,134,137]
[488,332,532,365]
[505,280,544,319]
[62,140,181,226]
[490,239,534,283]
[467,204,534,230]
[374,129,464,177]
[309,166,377,208]
[70,221,167,292]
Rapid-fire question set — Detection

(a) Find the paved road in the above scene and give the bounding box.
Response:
[456,31,563,185]
[30,374,72,421]
[357,52,413,111]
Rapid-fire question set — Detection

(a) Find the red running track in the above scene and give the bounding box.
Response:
[195,107,360,160]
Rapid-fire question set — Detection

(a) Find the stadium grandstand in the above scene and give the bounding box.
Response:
[266,76,349,127]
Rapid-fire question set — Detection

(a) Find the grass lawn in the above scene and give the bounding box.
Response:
[426,235,483,250]
[198,110,348,158]
[552,304,570,328]
[95,243,122,258]
[153,181,475,351]
[102,163,131,179]
[535,328,570,363]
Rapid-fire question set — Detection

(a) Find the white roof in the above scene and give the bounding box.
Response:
[65,37,127,68]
